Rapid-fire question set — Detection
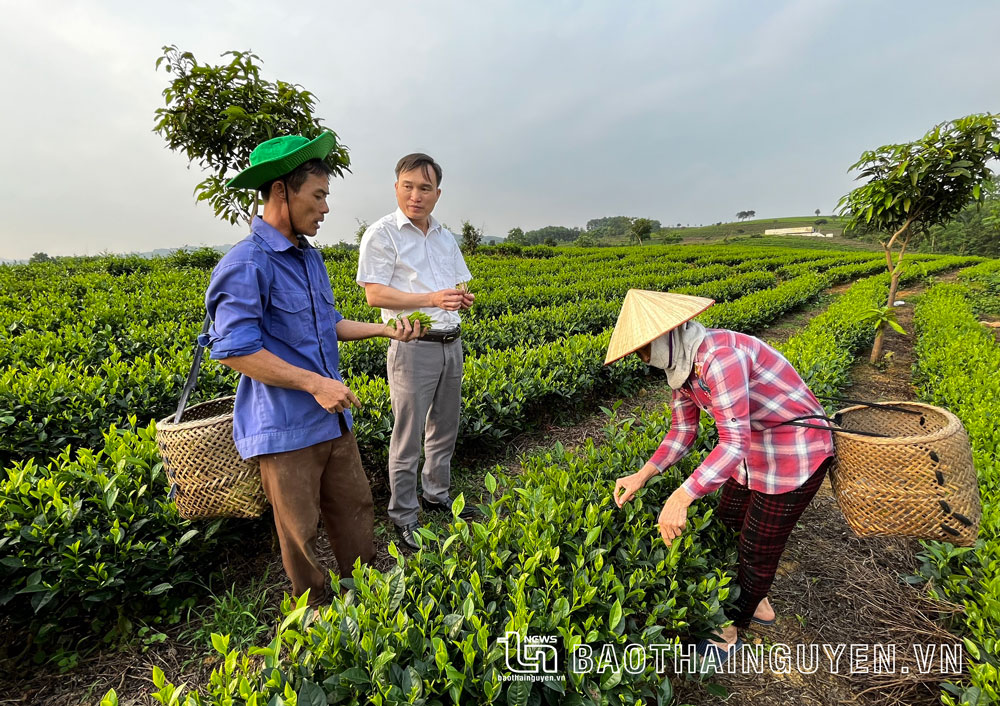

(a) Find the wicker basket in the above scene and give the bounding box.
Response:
[830,401,980,546]
[155,396,268,519]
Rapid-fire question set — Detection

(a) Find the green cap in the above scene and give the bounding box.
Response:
[227,132,336,189]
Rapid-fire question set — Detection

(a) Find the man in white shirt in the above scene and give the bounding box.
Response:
[356,153,475,550]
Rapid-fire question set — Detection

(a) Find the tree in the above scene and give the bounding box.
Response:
[506,227,527,245]
[543,236,558,247]
[575,232,597,247]
[354,219,369,245]
[838,112,1000,362]
[627,218,655,246]
[923,177,1000,256]
[736,210,756,221]
[523,225,581,244]
[154,46,350,225]
[815,208,821,217]
[29,252,53,264]
[460,220,482,255]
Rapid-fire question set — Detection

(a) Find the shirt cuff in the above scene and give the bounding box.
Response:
[356,271,392,287]
[207,327,264,359]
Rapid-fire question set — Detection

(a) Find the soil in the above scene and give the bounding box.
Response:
[1,278,968,706]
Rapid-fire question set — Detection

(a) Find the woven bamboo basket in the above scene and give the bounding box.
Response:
[156,396,268,519]
[830,401,980,546]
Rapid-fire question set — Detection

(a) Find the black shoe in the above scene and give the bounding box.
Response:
[395,521,420,550]
[422,496,478,519]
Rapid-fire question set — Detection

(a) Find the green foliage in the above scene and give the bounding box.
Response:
[154,46,350,225]
[353,218,369,246]
[1,245,980,671]
[386,311,434,331]
[922,178,1000,257]
[628,218,655,246]
[839,113,1000,244]
[856,306,906,335]
[505,226,527,245]
[838,113,1000,360]
[166,247,224,270]
[460,220,483,255]
[912,281,1000,705]
[131,406,734,705]
[523,225,582,245]
[180,572,279,654]
[0,420,229,652]
[586,216,662,242]
[29,252,54,264]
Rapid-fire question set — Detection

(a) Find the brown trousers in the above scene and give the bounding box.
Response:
[258,421,375,606]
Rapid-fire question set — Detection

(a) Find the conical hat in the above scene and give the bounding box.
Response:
[604,290,714,365]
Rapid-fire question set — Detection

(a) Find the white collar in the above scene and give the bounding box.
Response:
[394,207,441,235]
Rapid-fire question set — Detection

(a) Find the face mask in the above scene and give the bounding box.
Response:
[647,333,673,370]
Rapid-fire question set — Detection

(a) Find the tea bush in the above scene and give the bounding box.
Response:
[913,281,1000,706]
[0,419,232,648]
[120,404,734,706]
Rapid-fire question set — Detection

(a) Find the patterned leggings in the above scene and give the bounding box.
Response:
[718,457,832,629]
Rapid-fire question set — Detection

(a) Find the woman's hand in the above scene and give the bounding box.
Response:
[657,487,695,546]
[613,462,660,508]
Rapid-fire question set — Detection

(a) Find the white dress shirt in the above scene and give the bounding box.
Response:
[356,208,473,327]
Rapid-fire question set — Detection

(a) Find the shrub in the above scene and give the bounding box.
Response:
[0,420,232,652]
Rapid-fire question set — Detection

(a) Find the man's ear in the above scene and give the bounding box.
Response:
[272,180,286,201]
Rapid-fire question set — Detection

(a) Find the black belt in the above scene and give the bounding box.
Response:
[420,326,461,343]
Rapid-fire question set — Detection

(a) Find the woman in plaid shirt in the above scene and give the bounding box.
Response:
[607,291,834,664]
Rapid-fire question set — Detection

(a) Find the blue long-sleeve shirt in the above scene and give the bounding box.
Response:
[199,217,352,459]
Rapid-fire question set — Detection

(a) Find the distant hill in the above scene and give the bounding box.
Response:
[587,215,881,251]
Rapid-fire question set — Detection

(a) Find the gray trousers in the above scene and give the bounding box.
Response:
[386,338,463,526]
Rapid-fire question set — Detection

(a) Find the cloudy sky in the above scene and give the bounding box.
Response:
[1,1,998,260]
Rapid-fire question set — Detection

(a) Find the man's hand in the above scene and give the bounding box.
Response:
[657,487,695,546]
[310,376,361,414]
[384,316,423,342]
[430,288,470,311]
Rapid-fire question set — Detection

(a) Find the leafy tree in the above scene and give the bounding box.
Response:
[29,252,53,264]
[628,218,655,246]
[839,112,1000,362]
[543,236,558,247]
[460,221,483,254]
[506,227,527,245]
[922,177,1000,256]
[354,218,369,245]
[736,210,756,221]
[574,232,597,247]
[154,46,350,226]
[815,209,821,217]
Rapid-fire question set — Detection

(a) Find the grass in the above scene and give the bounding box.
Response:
[179,570,280,657]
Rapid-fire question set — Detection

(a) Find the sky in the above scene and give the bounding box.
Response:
[1,0,999,260]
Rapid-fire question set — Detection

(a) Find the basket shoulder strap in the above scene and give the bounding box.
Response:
[775,413,891,439]
[174,313,213,423]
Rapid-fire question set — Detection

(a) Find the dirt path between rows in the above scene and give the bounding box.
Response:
[5,279,967,706]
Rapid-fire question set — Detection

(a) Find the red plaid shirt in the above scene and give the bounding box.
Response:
[650,329,834,498]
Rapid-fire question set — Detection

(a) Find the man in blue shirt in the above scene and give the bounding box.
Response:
[204,133,420,606]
